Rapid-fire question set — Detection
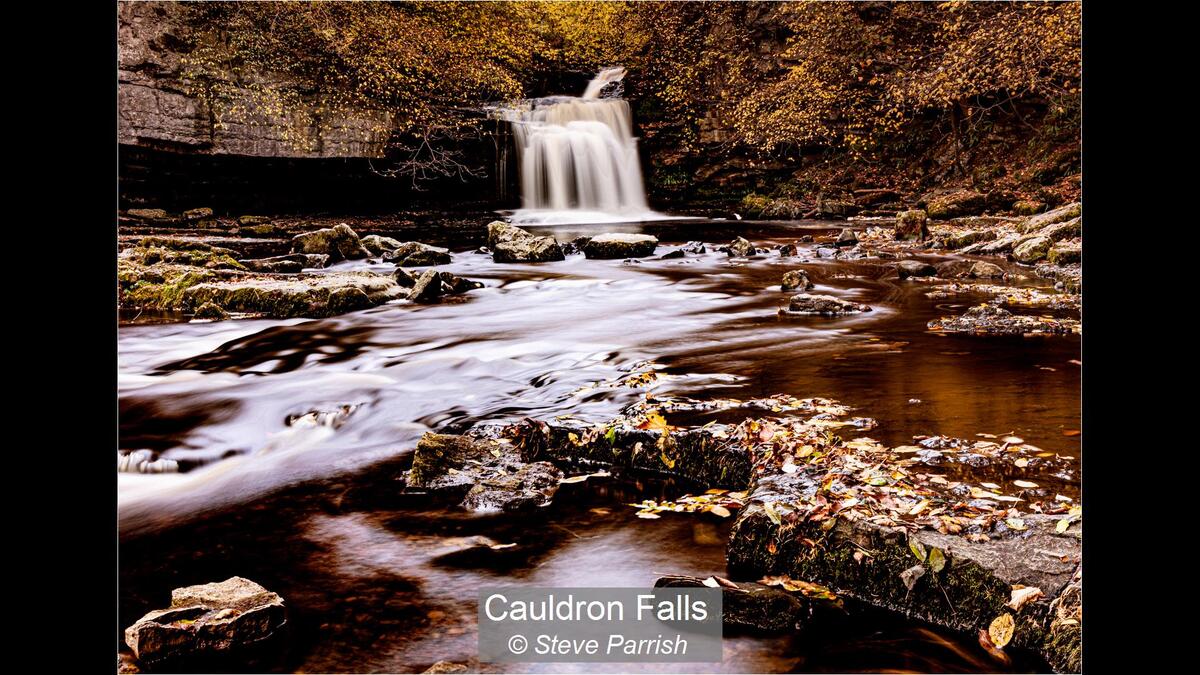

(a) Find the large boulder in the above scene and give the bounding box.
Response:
[1048,242,1081,266]
[484,221,565,263]
[835,228,858,247]
[1013,236,1054,264]
[654,575,813,634]
[897,260,937,279]
[584,233,659,259]
[239,254,330,273]
[894,210,929,241]
[1019,202,1081,234]
[386,242,453,267]
[925,190,987,219]
[494,236,565,263]
[181,271,405,319]
[124,577,287,670]
[290,223,371,262]
[361,234,403,257]
[929,304,1080,335]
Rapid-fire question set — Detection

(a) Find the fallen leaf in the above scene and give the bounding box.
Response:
[908,538,927,562]
[701,577,720,588]
[928,547,946,573]
[559,475,590,484]
[763,502,782,526]
[1007,586,1044,611]
[1001,436,1024,445]
[1055,518,1071,534]
[900,564,926,591]
[1005,518,1027,531]
[1062,430,1080,437]
[708,505,732,518]
[1014,458,1029,468]
[988,613,1015,648]
[1013,480,1039,489]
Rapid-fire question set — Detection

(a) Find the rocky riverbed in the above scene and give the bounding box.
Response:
[118,208,1082,673]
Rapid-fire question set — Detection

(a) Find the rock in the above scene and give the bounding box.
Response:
[494,236,565,263]
[798,235,814,243]
[290,223,371,262]
[942,229,997,249]
[660,249,686,260]
[181,271,405,318]
[817,198,859,218]
[929,304,1080,335]
[1013,236,1054,264]
[897,260,937,279]
[724,236,758,258]
[835,229,858,247]
[1013,200,1045,216]
[968,261,1006,279]
[654,575,811,634]
[682,241,707,254]
[361,234,403,257]
[393,269,417,288]
[240,254,329,273]
[327,286,372,314]
[126,208,179,225]
[406,432,562,512]
[237,223,280,238]
[785,293,871,316]
[124,237,246,270]
[778,243,798,257]
[815,246,840,259]
[1019,202,1081,234]
[237,215,272,227]
[423,661,469,674]
[895,210,929,241]
[387,242,453,267]
[781,270,813,291]
[193,302,229,321]
[481,221,565,262]
[727,471,1080,670]
[123,577,287,670]
[439,272,484,294]
[183,207,214,222]
[1048,242,1081,266]
[584,233,659,259]
[408,269,445,303]
[925,189,987,219]
[561,236,590,256]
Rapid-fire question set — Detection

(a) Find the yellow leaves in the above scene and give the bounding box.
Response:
[988,613,1015,648]
[637,411,674,433]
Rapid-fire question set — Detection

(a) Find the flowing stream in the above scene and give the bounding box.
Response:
[118,217,1079,672]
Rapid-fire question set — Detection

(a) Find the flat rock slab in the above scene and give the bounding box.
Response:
[929,305,1080,336]
[406,433,562,512]
[124,577,287,670]
[654,575,811,634]
[783,293,871,316]
[584,233,659,259]
[182,271,404,318]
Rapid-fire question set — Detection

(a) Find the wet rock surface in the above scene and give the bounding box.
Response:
[784,293,872,316]
[897,260,937,279]
[584,233,659,259]
[386,241,454,267]
[290,223,372,262]
[239,253,330,273]
[654,575,811,634]
[180,271,405,319]
[124,577,287,670]
[723,236,759,258]
[929,304,1081,335]
[781,270,813,291]
[406,433,562,512]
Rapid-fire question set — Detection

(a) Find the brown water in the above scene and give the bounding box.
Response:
[118,218,1080,673]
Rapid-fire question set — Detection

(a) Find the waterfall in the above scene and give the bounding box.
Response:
[496,67,670,225]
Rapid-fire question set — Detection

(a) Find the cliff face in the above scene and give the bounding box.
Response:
[118,1,392,159]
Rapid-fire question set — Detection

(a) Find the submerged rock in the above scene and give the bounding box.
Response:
[784,293,871,316]
[124,577,287,670]
[406,433,562,512]
[724,236,758,258]
[193,302,229,321]
[290,223,371,262]
[897,260,937,279]
[654,575,811,634]
[781,270,813,291]
[660,249,686,260]
[894,210,929,241]
[387,241,453,267]
[929,304,1080,335]
[585,233,659,259]
[778,243,798,257]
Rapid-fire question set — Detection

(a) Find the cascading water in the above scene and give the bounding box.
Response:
[496,67,673,225]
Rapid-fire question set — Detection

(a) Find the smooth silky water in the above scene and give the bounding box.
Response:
[119,217,1078,673]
